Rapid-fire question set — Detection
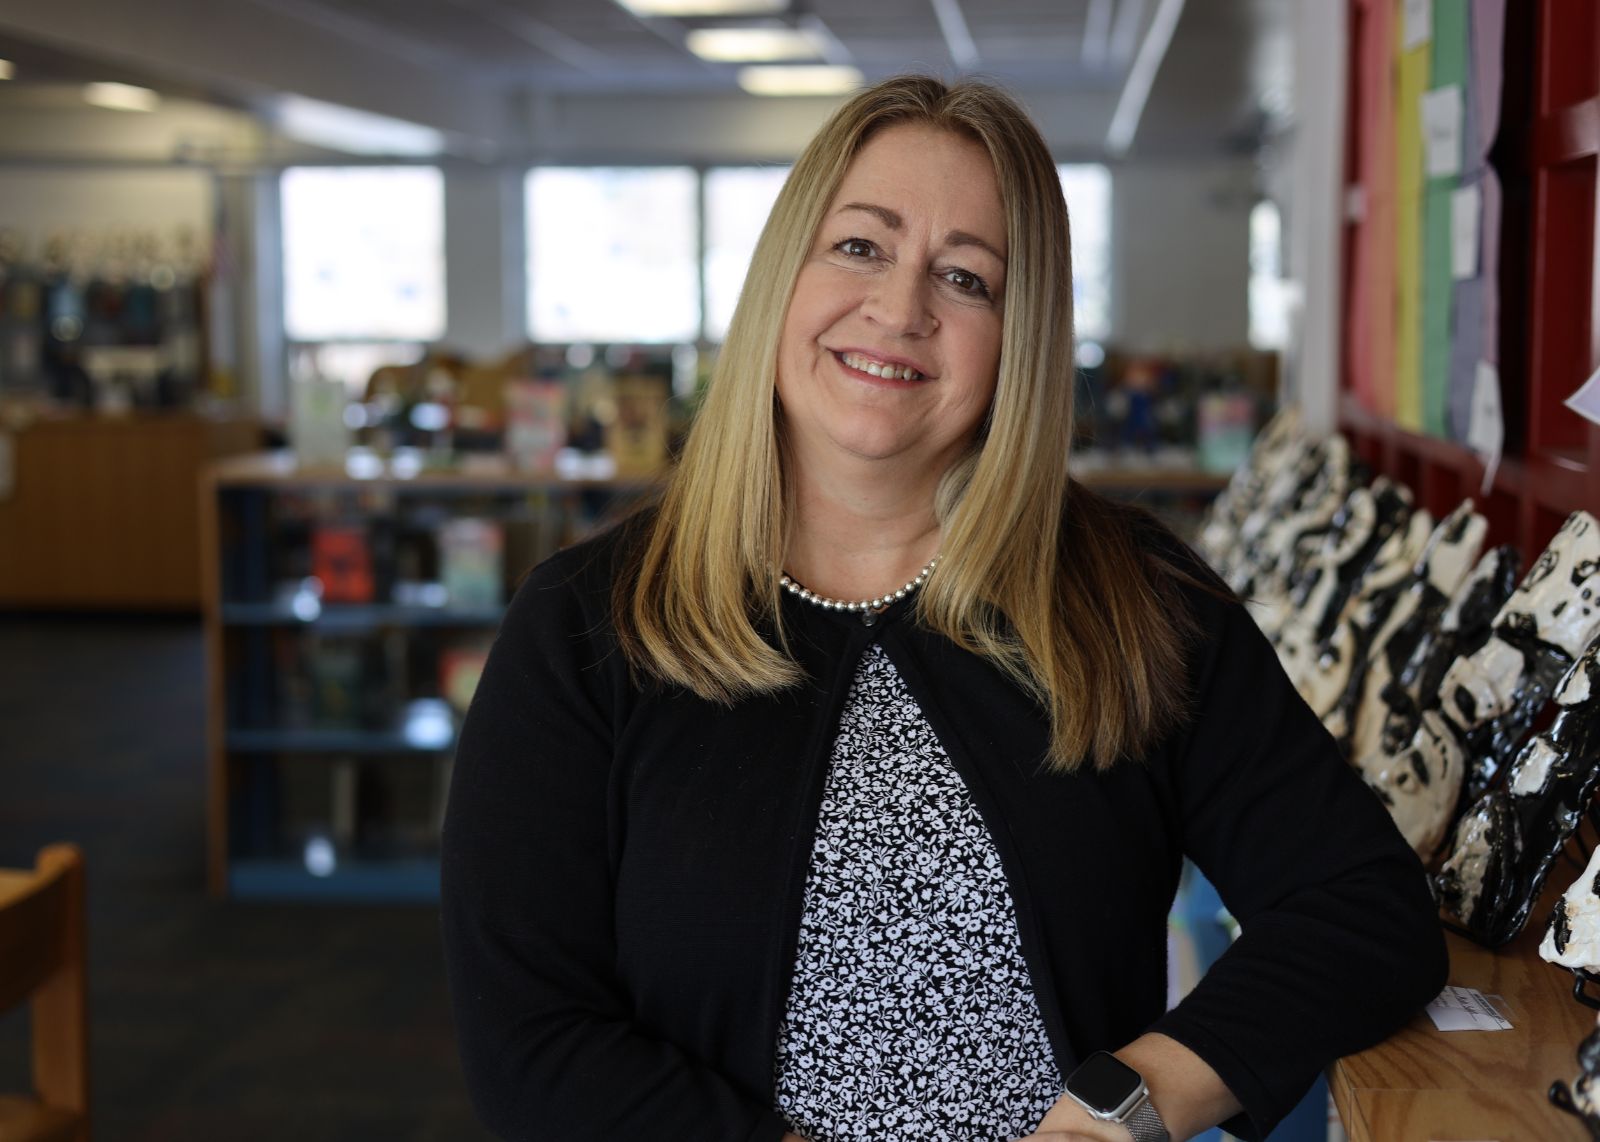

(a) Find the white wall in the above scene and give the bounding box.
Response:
[0,167,212,246]
[1110,161,1256,352]
[1274,0,1348,435]
[443,169,526,361]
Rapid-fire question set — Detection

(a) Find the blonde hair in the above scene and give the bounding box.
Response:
[615,74,1194,771]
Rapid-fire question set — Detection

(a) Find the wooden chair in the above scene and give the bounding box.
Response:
[0,845,89,1142]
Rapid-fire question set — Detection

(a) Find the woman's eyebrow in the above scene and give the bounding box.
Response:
[835,201,1005,263]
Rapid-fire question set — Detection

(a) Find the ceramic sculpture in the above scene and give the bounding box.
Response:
[1231,436,1358,602]
[1324,502,1484,751]
[1444,510,1600,802]
[1549,1014,1600,1140]
[1352,545,1520,858]
[1437,636,1600,945]
[1342,502,1488,763]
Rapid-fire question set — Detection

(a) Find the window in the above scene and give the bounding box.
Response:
[281,166,445,342]
[1057,165,1112,342]
[526,167,700,343]
[704,166,790,342]
[1249,199,1290,351]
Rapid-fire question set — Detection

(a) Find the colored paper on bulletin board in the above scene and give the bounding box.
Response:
[1349,0,1397,419]
[1420,0,1469,439]
[1449,0,1507,441]
[1393,11,1429,433]
[1421,182,1455,436]
[1363,0,1401,419]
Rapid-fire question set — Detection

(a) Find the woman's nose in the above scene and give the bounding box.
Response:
[860,263,937,337]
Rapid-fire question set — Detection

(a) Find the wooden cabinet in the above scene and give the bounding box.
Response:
[0,412,259,610]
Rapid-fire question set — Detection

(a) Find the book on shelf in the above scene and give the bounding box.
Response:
[504,378,567,472]
[440,642,491,715]
[311,523,375,604]
[438,518,504,609]
[610,375,670,477]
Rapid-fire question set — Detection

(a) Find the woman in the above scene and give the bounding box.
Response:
[441,76,1445,1142]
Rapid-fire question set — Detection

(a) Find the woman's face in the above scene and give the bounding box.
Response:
[776,122,1007,478]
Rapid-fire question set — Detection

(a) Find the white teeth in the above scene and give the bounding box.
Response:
[841,352,922,381]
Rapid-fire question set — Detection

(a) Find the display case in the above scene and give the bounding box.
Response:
[200,451,655,900]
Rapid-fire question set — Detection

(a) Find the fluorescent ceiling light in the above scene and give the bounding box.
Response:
[687,27,824,62]
[1105,0,1185,155]
[739,65,862,97]
[618,0,787,15]
[275,94,445,157]
[83,82,160,112]
[0,60,14,81]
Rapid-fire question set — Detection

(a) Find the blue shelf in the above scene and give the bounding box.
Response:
[221,602,503,631]
[229,858,440,902]
[226,728,455,754]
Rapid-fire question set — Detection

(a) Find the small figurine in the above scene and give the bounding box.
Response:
[1549,1011,1600,1139]
[1440,635,1600,945]
[1445,511,1600,802]
[1343,503,1488,763]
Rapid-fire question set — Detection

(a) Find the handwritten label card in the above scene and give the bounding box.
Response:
[1565,364,1600,429]
[1468,362,1504,496]
[1422,85,1464,178]
[1426,985,1512,1032]
[1403,0,1433,49]
[1451,184,1482,280]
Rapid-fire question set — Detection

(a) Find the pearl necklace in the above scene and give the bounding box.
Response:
[779,555,939,617]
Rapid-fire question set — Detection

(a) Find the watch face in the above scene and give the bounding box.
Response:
[1066,1050,1144,1117]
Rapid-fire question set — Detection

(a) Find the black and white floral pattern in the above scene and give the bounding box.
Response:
[774,645,1062,1142]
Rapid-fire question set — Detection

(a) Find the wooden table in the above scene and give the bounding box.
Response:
[1329,891,1598,1141]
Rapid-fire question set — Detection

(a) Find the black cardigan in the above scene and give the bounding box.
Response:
[440,510,1447,1142]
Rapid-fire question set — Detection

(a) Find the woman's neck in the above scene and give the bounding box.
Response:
[783,458,943,605]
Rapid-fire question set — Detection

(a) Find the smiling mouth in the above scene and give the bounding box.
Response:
[837,351,926,382]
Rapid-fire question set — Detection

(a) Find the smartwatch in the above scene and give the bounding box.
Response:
[1062,1050,1171,1142]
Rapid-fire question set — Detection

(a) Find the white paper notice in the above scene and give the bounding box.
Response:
[1451,184,1482,280]
[1468,361,1504,495]
[1565,364,1600,429]
[1426,985,1512,1031]
[1422,85,1465,178]
[1403,0,1433,49]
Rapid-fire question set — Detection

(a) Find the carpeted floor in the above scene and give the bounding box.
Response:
[0,615,493,1141]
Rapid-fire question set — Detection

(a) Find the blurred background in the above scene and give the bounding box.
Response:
[1,0,1590,1139]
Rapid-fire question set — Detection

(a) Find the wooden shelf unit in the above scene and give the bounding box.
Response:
[200,451,658,900]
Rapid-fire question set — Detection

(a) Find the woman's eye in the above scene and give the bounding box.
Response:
[836,238,875,258]
[945,268,991,298]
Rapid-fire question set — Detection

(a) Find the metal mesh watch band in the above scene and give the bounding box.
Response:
[1123,1093,1170,1142]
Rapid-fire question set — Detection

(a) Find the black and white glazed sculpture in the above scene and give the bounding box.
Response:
[1252,461,1387,647]
[1353,544,1521,858]
[1335,501,1486,758]
[1234,436,1358,603]
[1543,844,1600,975]
[1198,407,1304,578]
[1442,510,1600,803]
[1372,544,1521,760]
[1549,1014,1600,1140]
[1286,496,1434,736]
[1437,636,1600,945]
